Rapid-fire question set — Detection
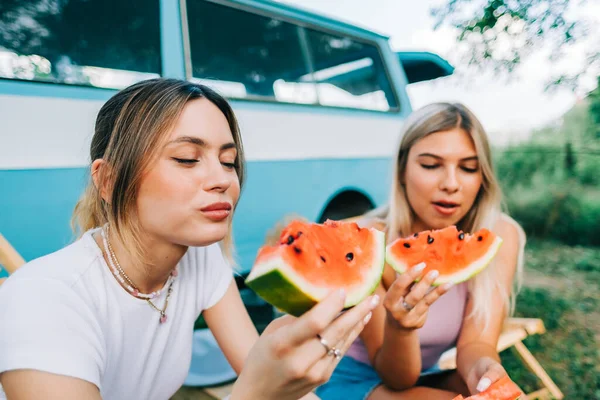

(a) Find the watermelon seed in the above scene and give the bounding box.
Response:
[286,236,294,245]
[320,256,326,262]
[293,246,302,254]
[458,232,465,240]
[403,243,411,248]
[427,235,434,244]
[477,235,483,241]
[346,252,354,261]
[414,233,419,237]
[297,231,303,238]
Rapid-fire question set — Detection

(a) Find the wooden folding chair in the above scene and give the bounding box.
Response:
[0,233,26,286]
[438,317,564,400]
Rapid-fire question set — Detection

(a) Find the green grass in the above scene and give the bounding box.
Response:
[501,240,600,399]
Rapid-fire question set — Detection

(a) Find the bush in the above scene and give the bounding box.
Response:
[503,285,600,399]
[503,178,600,246]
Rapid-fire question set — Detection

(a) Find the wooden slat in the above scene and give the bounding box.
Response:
[504,318,546,335]
[202,383,234,399]
[0,233,26,274]
[438,325,529,370]
[497,327,529,353]
[513,341,564,400]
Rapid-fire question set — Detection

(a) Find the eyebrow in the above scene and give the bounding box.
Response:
[170,136,237,151]
[417,153,478,162]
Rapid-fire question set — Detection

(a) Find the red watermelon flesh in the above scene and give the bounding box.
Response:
[245,220,385,317]
[451,376,523,399]
[386,225,502,286]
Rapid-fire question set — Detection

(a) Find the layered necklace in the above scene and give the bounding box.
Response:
[101,225,178,324]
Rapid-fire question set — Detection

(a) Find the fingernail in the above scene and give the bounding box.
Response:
[429,270,439,279]
[363,312,372,324]
[338,289,346,299]
[413,262,426,272]
[371,295,380,306]
[477,377,491,392]
[443,282,454,290]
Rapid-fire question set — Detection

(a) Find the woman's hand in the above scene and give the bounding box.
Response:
[383,263,453,330]
[230,289,379,400]
[466,356,509,394]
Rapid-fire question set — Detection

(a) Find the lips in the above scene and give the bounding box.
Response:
[432,200,460,216]
[200,202,232,222]
[200,202,232,212]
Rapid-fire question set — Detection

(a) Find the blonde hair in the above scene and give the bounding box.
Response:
[72,78,246,265]
[371,102,522,329]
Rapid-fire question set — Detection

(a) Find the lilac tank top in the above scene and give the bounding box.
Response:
[345,282,468,370]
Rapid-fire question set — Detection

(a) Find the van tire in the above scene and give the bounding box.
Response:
[318,191,375,223]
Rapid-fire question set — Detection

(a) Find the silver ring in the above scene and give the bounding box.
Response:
[401,298,414,311]
[317,335,342,359]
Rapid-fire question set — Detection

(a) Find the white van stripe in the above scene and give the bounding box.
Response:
[0,94,404,169]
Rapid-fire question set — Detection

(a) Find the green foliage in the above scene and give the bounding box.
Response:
[493,86,600,246]
[502,242,600,399]
[505,181,600,246]
[431,0,598,91]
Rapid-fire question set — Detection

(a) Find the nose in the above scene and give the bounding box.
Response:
[440,166,461,193]
[202,158,233,193]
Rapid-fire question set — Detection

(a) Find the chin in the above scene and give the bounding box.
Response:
[427,216,463,230]
[175,224,229,247]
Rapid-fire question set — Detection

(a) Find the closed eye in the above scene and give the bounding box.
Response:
[461,166,478,173]
[222,162,236,169]
[172,157,198,165]
[420,164,439,170]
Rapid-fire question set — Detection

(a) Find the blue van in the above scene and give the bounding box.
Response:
[0,0,453,387]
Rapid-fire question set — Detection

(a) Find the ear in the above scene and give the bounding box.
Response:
[91,159,112,203]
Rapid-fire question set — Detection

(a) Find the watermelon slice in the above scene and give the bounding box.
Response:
[385,225,502,286]
[452,376,523,399]
[245,220,385,317]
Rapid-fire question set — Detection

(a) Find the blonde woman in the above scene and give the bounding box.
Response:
[0,78,379,400]
[316,103,524,400]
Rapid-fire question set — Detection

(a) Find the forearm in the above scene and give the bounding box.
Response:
[456,341,499,385]
[373,319,422,390]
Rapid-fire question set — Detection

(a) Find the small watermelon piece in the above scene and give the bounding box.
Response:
[452,376,523,399]
[385,225,502,286]
[245,219,385,317]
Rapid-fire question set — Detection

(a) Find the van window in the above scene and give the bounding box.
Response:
[187,0,318,104]
[186,1,398,111]
[304,28,398,111]
[0,0,161,88]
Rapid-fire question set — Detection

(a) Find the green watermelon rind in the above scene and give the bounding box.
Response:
[385,236,503,286]
[245,229,386,317]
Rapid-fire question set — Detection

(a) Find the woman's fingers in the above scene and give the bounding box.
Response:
[311,301,377,379]
[403,269,440,308]
[285,289,347,347]
[384,262,426,307]
[476,362,508,393]
[262,314,296,335]
[306,294,379,359]
[410,282,453,316]
[279,294,379,387]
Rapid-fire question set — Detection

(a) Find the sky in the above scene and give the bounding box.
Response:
[277,0,599,146]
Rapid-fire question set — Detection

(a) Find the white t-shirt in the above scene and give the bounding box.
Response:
[0,228,233,400]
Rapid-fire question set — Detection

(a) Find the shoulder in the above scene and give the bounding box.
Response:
[493,213,525,250]
[354,217,387,232]
[8,228,104,285]
[491,213,525,280]
[0,229,107,328]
